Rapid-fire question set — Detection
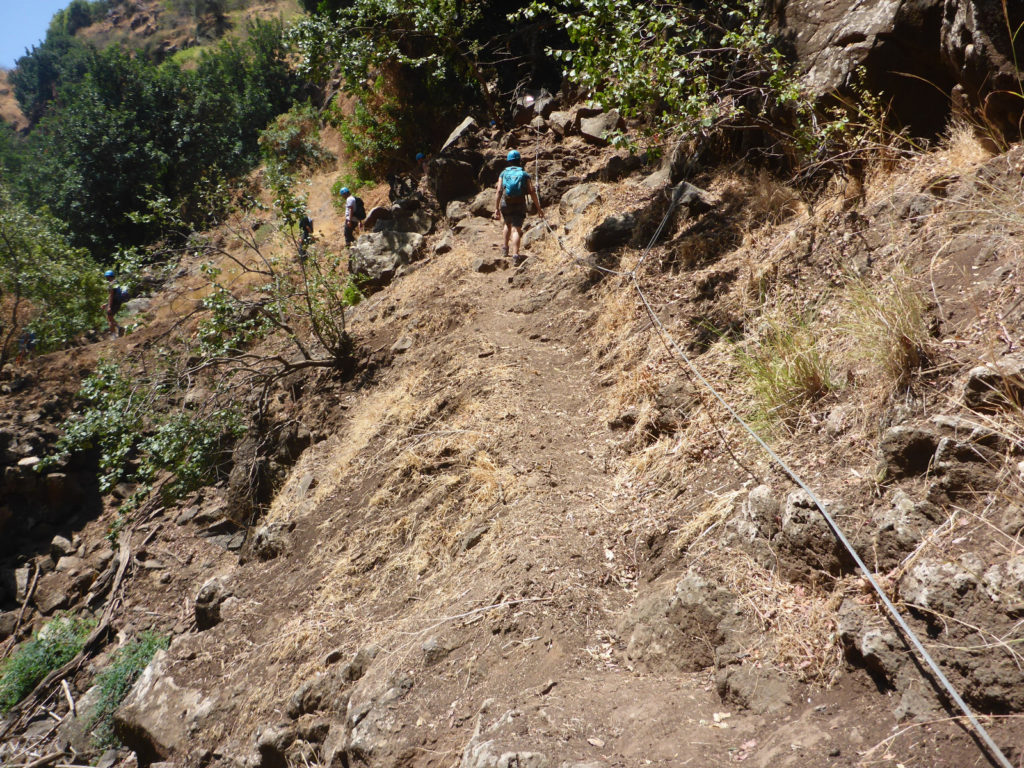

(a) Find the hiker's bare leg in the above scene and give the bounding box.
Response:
[502,221,512,255]
[510,225,523,257]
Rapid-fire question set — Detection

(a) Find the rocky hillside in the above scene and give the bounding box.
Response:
[1,2,1023,768]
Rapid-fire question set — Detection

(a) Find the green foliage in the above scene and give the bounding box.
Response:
[0,183,106,363]
[196,281,274,358]
[13,20,299,257]
[88,632,170,748]
[735,310,834,425]
[329,80,405,178]
[259,102,334,174]
[519,0,804,149]
[0,615,94,713]
[44,361,245,506]
[49,0,113,37]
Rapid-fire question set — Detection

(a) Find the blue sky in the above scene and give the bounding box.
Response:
[0,1,74,69]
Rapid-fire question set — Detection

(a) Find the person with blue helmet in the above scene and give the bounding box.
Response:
[493,149,543,266]
[338,186,365,246]
[103,270,126,337]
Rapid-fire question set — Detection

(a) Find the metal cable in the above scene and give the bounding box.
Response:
[545,183,1014,768]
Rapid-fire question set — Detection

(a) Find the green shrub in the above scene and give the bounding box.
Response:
[258,102,334,174]
[0,615,94,713]
[89,632,170,748]
[44,361,246,511]
[329,81,405,179]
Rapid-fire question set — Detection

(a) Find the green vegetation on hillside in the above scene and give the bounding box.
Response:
[88,631,170,747]
[0,183,106,362]
[6,19,299,257]
[0,615,94,713]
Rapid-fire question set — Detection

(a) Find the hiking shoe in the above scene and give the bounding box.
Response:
[512,254,526,267]
[501,246,509,258]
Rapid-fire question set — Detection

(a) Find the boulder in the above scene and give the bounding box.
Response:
[579,110,624,145]
[253,722,296,768]
[559,184,602,219]
[879,424,941,477]
[774,0,1024,138]
[940,0,1024,137]
[585,213,636,252]
[584,152,644,183]
[431,154,483,209]
[440,116,478,152]
[547,110,574,137]
[460,707,549,768]
[348,232,427,288]
[51,534,76,559]
[774,490,852,579]
[33,570,70,614]
[345,671,416,767]
[772,0,951,134]
[253,521,292,561]
[114,650,216,766]
[964,356,1024,411]
[195,577,231,630]
[624,570,750,673]
[899,554,983,616]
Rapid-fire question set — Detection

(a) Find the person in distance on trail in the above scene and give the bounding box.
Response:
[338,187,366,247]
[298,213,314,258]
[493,149,543,266]
[102,270,126,337]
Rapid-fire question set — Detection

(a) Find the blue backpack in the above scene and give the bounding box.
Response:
[501,166,530,198]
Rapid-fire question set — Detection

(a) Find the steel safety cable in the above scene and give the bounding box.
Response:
[627,273,1014,768]
[544,179,1013,768]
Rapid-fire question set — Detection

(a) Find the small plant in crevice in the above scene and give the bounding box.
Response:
[0,615,95,713]
[735,310,835,425]
[88,632,170,748]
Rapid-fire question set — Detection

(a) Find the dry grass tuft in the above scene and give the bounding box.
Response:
[735,307,835,425]
[842,264,934,388]
[690,543,850,684]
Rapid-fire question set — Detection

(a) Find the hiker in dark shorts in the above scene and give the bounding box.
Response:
[103,270,125,337]
[493,150,543,266]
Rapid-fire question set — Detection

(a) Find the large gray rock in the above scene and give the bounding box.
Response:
[624,571,750,673]
[773,0,1023,137]
[585,213,636,252]
[559,183,602,219]
[963,356,1024,411]
[774,490,852,579]
[286,646,377,718]
[114,650,216,766]
[579,110,625,145]
[460,707,549,768]
[940,0,1024,137]
[348,232,427,288]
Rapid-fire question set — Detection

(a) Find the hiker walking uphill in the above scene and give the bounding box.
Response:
[103,270,127,337]
[493,150,543,266]
[339,187,366,246]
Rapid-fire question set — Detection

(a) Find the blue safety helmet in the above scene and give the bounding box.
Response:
[507,150,521,163]
[104,270,115,279]
[339,187,350,196]
[415,152,425,161]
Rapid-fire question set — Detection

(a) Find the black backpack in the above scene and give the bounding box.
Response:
[352,197,366,221]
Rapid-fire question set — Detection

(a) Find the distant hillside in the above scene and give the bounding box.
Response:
[0,71,26,132]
